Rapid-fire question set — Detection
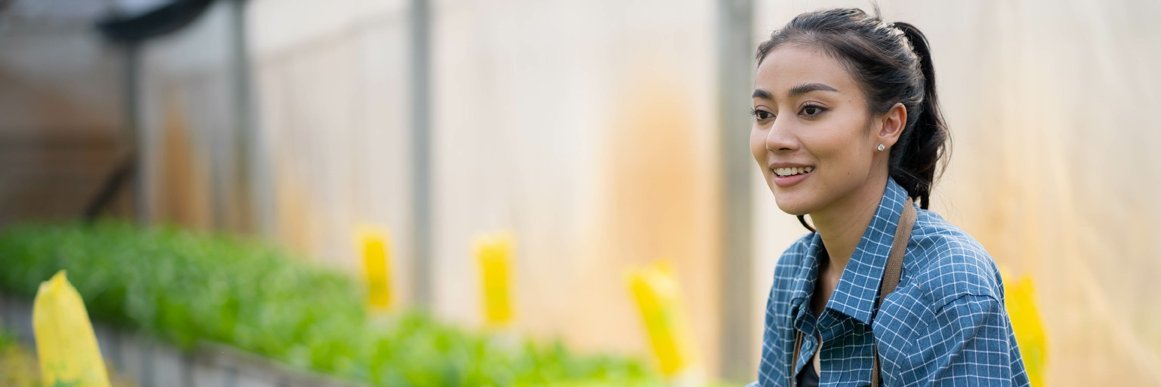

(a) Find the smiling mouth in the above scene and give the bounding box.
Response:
[772,166,814,177]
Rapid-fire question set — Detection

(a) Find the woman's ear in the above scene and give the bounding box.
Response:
[878,103,907,147]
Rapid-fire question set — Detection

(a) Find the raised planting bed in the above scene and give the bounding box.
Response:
[0,221,660,386]
[1,294,357,387]
[0,319,139,387]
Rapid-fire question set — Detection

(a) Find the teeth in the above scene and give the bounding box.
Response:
[773,166,814,177]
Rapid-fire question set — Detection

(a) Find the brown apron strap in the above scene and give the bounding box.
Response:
[880,198,915,305]
[791,331,803,387]
[792,198,915,386]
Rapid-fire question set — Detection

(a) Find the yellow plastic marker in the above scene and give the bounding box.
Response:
[358,226,394,311]
[475,232,515,328]
[33,270,111,387]
[627,261,694,377]
[1002,271,1047,387]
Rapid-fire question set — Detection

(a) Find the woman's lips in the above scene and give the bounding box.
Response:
[771,166,814,187]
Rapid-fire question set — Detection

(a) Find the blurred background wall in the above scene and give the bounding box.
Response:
[245,0,723,374]
[2,0,1159,384]
[0,1,129,223]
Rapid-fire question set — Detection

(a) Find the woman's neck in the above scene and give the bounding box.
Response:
[810,175,888,278]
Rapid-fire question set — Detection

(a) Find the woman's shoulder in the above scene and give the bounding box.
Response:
[905,209,1006,307]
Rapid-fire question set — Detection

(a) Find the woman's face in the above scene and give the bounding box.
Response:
[750,44,893,216]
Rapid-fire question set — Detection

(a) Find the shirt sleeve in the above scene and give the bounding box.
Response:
[922,293,1021,386]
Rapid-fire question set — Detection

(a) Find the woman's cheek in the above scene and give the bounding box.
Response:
[749,130,767,166]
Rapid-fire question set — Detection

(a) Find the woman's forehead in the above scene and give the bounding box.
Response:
[754,44,858,100]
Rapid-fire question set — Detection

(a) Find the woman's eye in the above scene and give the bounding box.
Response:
[751,109,774,121]
[800,105,826,117]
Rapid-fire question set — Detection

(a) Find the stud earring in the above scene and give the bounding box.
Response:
[876,144,886,152]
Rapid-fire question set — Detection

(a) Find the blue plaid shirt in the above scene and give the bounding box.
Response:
[753,179,1030,386]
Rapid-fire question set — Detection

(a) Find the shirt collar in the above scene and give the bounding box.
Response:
[794,178,910,325]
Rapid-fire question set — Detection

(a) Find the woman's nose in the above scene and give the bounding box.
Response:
[764,118,796,152]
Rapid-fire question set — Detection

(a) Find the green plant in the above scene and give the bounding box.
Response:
[0,323,15,350]
[0,221,659,386]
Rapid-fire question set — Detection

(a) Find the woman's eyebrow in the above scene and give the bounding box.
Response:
[788,83,838,97]
[752,83,837,101]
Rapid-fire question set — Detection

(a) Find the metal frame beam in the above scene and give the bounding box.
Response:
[717,0,756,380]
[409,0,434,309]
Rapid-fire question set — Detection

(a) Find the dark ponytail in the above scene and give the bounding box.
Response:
[756,8,949,231]
[889,22,948,210]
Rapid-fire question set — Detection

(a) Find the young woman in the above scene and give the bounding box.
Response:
[749,8,1029,386]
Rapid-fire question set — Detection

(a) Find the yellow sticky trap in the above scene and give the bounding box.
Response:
[626,261,694,377]
[357,226,394,311]
[475,231,515,328]
[32,270,111,387]
[1001,269,1047,387]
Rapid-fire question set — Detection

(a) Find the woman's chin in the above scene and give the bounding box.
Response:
[773,198,812,216]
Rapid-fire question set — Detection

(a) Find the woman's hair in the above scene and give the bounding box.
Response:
[755,8,949,231]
